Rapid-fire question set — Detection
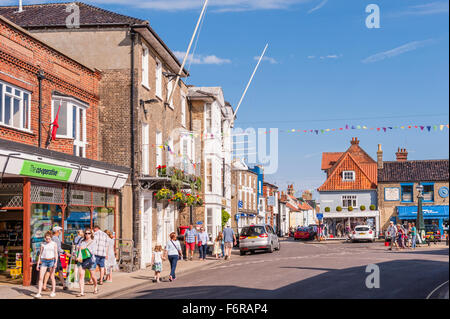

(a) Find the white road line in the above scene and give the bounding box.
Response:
[426,280,449,299]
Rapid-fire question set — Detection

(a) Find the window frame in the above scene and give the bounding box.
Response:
[342,170,355,181]
[342,195,357,208]
[181,95,186,127]
[400,183,414,203]
[51,95,88,157]
[0,80,32,132]
[206,158,213,193]
[141,44,150,89]
[156,131,162,167]
[422,183,434,203]
[205,103,212,134]
[155,59,162,99]
[142,123,149,175]
[166,78,174,109]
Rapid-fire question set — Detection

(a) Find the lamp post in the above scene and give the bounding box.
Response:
[416,183,425,243]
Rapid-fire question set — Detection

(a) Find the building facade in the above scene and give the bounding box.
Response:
[231,159,258,233]
[0,2,198,269]
[263,182,279,230]
[377,145,449,238]
[0,15,128,285]
[188,87,234,242]
[318,138,380,237]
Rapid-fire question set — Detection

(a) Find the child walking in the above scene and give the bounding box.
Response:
[213,233,223,259]
[151,244,164,283]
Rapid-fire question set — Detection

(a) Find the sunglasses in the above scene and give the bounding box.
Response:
[85,232,92,235]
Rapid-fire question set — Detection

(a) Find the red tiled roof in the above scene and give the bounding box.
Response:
[378,160,449,182]
[321,152,343,170]
[286,203,300,212]
[298,201,313,210]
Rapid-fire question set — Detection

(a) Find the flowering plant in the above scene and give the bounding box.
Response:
[172,191,186,203]
[155,188,173,200]
[185,193,196,206]
[157,165,167,177]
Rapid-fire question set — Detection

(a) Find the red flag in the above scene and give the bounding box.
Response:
[51,102,61,141]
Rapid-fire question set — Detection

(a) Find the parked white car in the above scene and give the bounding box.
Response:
[351,225,376,242]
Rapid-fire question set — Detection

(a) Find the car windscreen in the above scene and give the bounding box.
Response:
[241,226,266,237]
[355,227,370,231]
[297,227,307,232]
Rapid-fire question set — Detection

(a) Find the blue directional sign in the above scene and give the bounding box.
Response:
[238,200,243,208]
[316,213,323,220]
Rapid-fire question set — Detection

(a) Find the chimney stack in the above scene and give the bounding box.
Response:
[350,137,360,145]
[395,148,408,162]
[377,144,383,169]
[287,184,295,196]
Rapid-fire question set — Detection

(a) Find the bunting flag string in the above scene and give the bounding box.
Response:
[258,123,449,135]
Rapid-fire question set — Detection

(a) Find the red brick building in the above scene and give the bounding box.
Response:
[0,15,129,286]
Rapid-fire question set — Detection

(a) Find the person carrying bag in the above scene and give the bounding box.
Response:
[164,232,183,282]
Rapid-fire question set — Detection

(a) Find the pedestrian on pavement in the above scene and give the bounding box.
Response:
[387,221,398,251]
[220,232,225,258]
[184,224,198,261]
[33,231,58,299]
[92,225,109,285]
[223,225,236,261]
[397,224,405,249]
[74,229,84,247]
[410,222,417,249]
[42,226,68,291]
[151,243,164,283]
[72,229,84,287]
[104,230,117,283]
[405,223,411,248]
[76,228,98,297]
[213,233,223,259]
[164,232,183,282]
[198,227,209,261]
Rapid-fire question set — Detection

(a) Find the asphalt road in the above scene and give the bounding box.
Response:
[112,239,449,299]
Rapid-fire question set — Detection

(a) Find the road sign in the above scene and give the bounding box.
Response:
[316,213,323,220]
[238,201,243,208]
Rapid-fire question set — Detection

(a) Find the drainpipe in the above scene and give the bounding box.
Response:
[130,29,139,249]
[37,70,45,148]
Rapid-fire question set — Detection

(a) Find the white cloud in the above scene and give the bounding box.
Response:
[395,1,449,16]
[307,55,316,59]
[89,0,312,12]
[174,51,231,64]
[362,39,435,63]
[307,0,327,14]
[254,56,278,64]
[308,54,342,60]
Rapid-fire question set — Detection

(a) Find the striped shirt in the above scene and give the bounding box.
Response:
[184,229,198,243]
[92,230,109,257]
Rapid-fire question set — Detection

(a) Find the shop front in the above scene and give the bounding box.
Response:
[323,211,380,238]
[397,205,449,240]
[0,143,128,286]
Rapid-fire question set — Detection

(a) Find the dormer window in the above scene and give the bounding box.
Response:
[342,171,355,181]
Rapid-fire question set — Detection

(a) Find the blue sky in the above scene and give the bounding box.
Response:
[5,0,448,197]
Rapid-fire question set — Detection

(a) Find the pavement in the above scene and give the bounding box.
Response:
[0,253,231,299]
[1,238,448,299]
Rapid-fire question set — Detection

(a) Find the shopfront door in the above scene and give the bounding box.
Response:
[141,198,152,268]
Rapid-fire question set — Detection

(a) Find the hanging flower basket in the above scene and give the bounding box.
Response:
[155,188,173,201]
[172,191,186,204]
[185,193,196,206]
[195,195,203,207]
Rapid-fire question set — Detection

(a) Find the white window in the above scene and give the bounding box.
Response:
[142,123,149,175]
[166,78,174,109]
[239,172,242,185]
[156,131,162,167]
[52,96,87,157]
[206,208,213,236]
[342,171,355,181]
[142,45,149,88]
[205,103,212,134]
[0,81,31,131]
[155,59,162,99]
[181,96,186,127]
[342,195,357,208]
[206,159,212,193]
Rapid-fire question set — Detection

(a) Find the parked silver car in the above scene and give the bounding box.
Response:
[239,224,280,255]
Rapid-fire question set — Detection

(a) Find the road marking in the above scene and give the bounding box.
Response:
[426,280,449,299]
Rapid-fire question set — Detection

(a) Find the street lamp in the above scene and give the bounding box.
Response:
[416,183,425,243]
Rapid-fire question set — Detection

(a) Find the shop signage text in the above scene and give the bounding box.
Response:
[20,160,72,181]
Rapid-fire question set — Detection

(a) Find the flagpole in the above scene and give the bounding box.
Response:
[233,43,268,118]
[168,0,209,105]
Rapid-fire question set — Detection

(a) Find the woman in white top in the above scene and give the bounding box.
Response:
[164,232,183,282]
[34,231,58,299]
[104,230,117,283]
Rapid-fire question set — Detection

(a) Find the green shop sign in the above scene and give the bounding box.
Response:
[20,160,73,181]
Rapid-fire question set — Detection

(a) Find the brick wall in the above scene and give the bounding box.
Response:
[0,18,99,159]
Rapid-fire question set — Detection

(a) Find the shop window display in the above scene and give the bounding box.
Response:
[0,211,23,283]
[93,207,114,232]
[64,206,91,244]
[30,204,61,263]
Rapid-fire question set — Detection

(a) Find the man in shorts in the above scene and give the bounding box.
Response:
[223,225,236,261]
[184,225,198,261]
[92,225,109,284]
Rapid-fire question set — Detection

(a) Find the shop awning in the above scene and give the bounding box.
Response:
[397,205,449,219]
[0,139,129,190]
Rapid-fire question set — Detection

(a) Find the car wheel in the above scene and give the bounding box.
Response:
[277,242,281,250]
[240,250,246,256]
[268,244,274,253]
